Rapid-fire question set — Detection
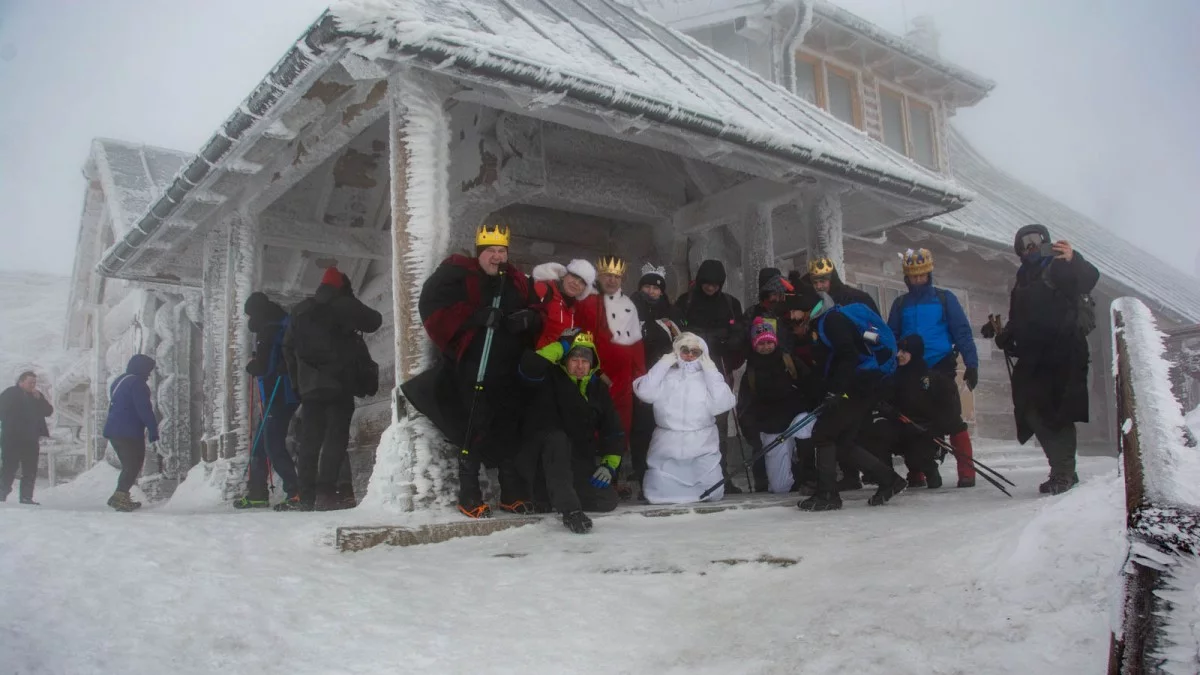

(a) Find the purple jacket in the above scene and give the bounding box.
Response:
[103,354,159,442]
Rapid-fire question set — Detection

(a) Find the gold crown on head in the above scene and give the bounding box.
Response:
[597,256,627,277]
[808,257,836,277]
[901,248,934,276]
[571,331,595,348]
[476,224,510,248]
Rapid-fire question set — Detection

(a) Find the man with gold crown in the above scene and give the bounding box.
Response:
[411,224,542,518]
[793,257,880,315]
[574,256,645,471]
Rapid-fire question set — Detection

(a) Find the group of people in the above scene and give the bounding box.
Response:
[403,222,1100,534]
[0,221,1098,528]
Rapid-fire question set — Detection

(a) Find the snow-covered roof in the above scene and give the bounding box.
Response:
[332,0,969,208]
[921,128,1200,324]
[89,139,193,238]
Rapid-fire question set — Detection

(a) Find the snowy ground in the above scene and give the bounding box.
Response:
[0,443,1126,675]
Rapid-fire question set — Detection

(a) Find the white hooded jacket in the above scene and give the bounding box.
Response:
[632,332,736,504]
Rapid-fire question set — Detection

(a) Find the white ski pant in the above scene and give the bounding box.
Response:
[758,411,815,494]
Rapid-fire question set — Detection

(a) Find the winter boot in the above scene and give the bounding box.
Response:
[314,489,343,512]
[798,491,843,512]
[19,498,40,506]
[868,474,908,506]
[273,495,310,512]
[457,455,491,519]
[906,472,927,489]
[233,496,270,509]
[1039,474,1078,496]
[499,500,536,515]
[563,510,593,534]
[925,468,943,489]
[107,491,138,512]
[951,430,976,487]
[335,482,357,510]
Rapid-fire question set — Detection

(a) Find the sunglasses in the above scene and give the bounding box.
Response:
[679,347,704,356]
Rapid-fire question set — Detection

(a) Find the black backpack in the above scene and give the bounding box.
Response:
[292,302,379,398]
[1042,274,1097,337]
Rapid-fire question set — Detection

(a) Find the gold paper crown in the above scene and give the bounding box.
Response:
[596,256,627,277]
[808,257,836,277]
[571,331,596,349]
[476,224,510,248]
[902,248,934,276]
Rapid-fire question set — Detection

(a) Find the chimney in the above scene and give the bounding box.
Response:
[905,15,940,57]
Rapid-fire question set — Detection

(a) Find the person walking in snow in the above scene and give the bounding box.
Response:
[234,292,302,509]
[0,371,54,505]
[283,266,382,511]
[516,330,621,533]
[629,263,681,491]
[784,288,908,511]
[886,248,980,488]
[740,318,821,493]
[102,355,158,512]
[991,225,1099,495]
[675,259,746,492]
[529,259,596,349]
[410,225,541,518]
[863,335,964,489]
[632,332,736,504]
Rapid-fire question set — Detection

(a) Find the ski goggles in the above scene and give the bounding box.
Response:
[1019,232,1047,251]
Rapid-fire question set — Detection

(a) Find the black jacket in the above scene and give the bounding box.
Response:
[741,350,818,433]
[519,348,624,462]
[676,260,746,373]
[632,291,681,365]
[889,335,964,435]
[284,284,383,400]
[0,386,52,445]
[999,251,1100,440]
[811,309,881,399]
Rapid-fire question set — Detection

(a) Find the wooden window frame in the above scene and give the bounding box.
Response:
[877,82,941,170]
[793,49,864,130]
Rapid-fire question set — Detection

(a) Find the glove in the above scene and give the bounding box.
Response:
[245,358,266,377]
[590,455,620,488]
[964,367,978,391]
[470,305,503,329]
[699,354,718,373]
[658,352,677,368]
[148,431,160,444]
[505,308,539,334]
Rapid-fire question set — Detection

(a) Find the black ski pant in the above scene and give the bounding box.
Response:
[630,401,654,482]
[0,440,39,501]
[518,430,617,514]
[247,401,299,500]
[297,396,355,505]
[812,396,894,495]
[108,436,146,493]
[861,419,938,478]
[1025,407,1077,478]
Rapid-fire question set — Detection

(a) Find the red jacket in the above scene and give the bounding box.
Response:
[532,280,578,349]
[418,254,531,362]
[576,293,645,437]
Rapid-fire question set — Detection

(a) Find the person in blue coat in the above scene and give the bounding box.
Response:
[886,249,979,487]
[103,354,158,511]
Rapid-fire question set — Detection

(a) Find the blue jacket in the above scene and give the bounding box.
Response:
[887,275,978,369]
[103,354,159,442]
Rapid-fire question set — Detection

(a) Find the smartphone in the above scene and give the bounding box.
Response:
[1039,242,1056,258]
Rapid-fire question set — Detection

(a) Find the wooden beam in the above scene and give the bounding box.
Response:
[258,214,391,260]
[673,178,799,235]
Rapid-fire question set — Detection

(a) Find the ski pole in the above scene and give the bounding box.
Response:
[893,413,1013,498]
[700,405,825,500]
[929,434,1015,487]
[242,377,281,479]
[460,271,506,461]
[720,357,753,491]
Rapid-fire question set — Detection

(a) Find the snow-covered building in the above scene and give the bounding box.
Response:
[64,0,1200,507]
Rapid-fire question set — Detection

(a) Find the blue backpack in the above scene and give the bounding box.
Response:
[816,303,898,377]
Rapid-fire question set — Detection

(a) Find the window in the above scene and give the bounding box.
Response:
[879,85,939,169]
[857,283,882,312]
[883,286,903,313]
[793,52,862,129]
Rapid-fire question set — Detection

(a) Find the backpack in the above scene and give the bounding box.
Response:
[291,301,379,398]
[817,303,898,377]
[747,353,797,394]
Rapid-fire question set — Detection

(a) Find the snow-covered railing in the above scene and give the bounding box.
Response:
[1108,298,1200,674]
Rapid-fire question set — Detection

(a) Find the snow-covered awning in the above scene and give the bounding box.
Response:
[332,0,969,207]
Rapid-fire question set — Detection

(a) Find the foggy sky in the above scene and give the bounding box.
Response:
[1,0,1198,278]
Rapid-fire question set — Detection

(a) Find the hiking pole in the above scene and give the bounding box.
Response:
[719,356,754,491]
[242,377,281,479]
[892,413,1013,498]
[700,405,826,500]
[459,271,506,462]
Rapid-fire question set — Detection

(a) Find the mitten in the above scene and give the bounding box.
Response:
[964,367,979,391]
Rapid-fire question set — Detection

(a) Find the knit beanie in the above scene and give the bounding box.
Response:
[320,266,344,289]
[750,316,777,348]
[638,262,667,293]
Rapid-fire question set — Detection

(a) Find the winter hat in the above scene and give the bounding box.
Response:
[759,273,790,298]
[566,259,597,297]
[638,262,667,293]
[750,316,778,348]
[320,266,345,289]
[243,291,273,317]
[672,331,707,357]
[694,260,726,288]
[566,345,595,366]
[901,249,934,277]
[1013,223,1052,258]
[756,267,783,290]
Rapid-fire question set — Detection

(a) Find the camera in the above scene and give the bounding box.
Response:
[1039,241,1055,258]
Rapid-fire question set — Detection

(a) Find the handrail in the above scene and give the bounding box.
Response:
[1108,298,1200,674]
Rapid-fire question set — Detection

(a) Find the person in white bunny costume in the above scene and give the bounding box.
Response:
[632,332,737,504]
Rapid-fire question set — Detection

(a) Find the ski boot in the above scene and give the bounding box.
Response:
[233,496,270,509]
[562,510,593,534]
[868,474,908,506]
[798,492,843,512]
[107,491,139,512]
